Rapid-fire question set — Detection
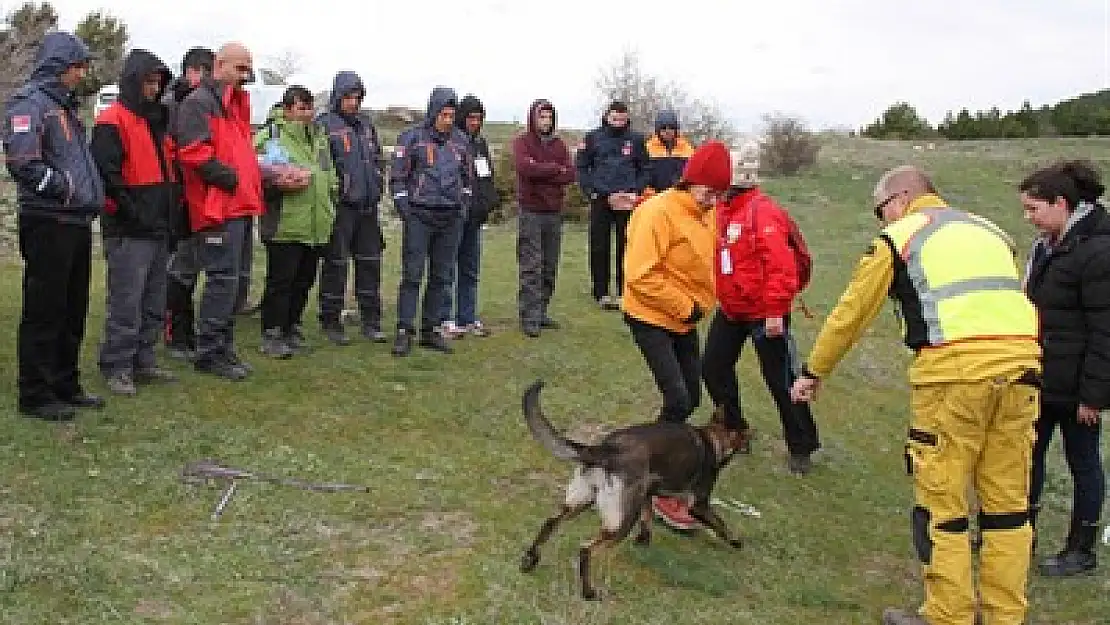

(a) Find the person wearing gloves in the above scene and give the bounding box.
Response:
[620,140,732,530]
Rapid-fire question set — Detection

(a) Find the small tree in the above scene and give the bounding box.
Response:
[862,102,934,139]
[759,114,820,177]
[594,49,735,145]
[74,10,128,95]
[0,2,58,114]
[264,48,303,83]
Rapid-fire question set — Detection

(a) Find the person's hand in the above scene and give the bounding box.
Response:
[765,316,785,337]
[790,376,820,403]
[1077,404,1101,426]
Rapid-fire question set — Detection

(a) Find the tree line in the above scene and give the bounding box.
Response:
[861,91,1110,140]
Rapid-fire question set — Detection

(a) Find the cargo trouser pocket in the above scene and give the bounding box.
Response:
[906,385,947,495]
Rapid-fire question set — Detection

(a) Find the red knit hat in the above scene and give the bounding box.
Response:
[681,140,732,191]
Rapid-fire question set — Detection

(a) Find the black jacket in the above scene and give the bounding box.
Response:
[315,72,384,212]
[89,49,178,240]
[575,116,649,198]
[455,95,497,224]
[1025,204,1110,409]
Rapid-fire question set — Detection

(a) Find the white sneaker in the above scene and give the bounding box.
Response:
[440,320,465,339]
[465,321,491,337]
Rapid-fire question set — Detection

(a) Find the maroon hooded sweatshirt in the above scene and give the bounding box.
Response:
[511,99,575,213]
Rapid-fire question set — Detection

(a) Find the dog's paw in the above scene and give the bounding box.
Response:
[727,537,744,550]
[519,549,540,573]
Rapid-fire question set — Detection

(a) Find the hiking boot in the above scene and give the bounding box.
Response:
[540,316,561,330]
[652,496,698,531]
[63,392,105,410]
[881,608,927,625]
[227,351,253,375]
[286,326,311,353]
[464,321,491,337]
[135,367,177,384]
[361,326,389,343]
[521,323,541,338]
[19,401,77,422]
[323,325,350,346]
[788,454,813,475]
[260,329,294,359]
[195,357,248,381]
[1038,522,1098,577]
[419,329,453,353]
[106,372,137,396]
[392,329,413,357]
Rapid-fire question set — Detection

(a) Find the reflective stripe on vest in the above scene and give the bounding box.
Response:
[883,207,1037,347]
[95,103,176,185]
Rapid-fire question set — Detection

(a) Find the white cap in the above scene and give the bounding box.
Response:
[729,149,760,187]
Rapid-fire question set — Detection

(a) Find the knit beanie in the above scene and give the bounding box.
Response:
[681,141,732,191]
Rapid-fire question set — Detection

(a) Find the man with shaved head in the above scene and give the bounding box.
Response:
[789,166,1042,625]
[176,41,263,380]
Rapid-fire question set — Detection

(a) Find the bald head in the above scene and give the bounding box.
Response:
[872,165,938,222]
[213,41,253,88]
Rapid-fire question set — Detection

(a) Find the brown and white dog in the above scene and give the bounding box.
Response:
[518,379,747,600]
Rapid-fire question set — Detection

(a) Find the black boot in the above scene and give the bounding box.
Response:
[391,329,413,357]
[418,328,453,353]
[1038,520,1098,577]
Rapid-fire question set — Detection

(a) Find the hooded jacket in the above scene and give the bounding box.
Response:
[3,31,105,224]
[390,87,473,212]
[1025,204,1110,408]
[645,110,695,194]
[574,110,649,199]
[714,186,801,320]
[90,49,179,240]
[511,99,575,213]
[455,94,498,224]
[315,72,384,212]
[254,107,337,246]
[175,76,264,231]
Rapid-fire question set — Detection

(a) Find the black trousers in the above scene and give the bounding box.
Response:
[701,310,820,456]
[1030,399,1105,525]
[588,196,631,300]
[262,241,322,335]
[626,315,701,423]
[17,216,92,408]
[318,207,383,330]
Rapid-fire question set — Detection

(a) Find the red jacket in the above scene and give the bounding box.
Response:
[511,99,575,213]
[175,79,263,231]
[715,187,800,320]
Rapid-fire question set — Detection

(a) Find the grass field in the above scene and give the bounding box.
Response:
[1,137,1107,624]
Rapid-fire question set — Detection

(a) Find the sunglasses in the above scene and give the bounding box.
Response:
[873,193,900,219]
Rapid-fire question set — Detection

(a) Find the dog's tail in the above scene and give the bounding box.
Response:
[522,379,592,463]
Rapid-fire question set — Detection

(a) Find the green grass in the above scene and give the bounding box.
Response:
[1,137,1108,624]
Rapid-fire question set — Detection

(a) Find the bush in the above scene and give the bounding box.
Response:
[759,114,821,177]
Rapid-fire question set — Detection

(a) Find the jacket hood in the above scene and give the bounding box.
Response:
[654,109,679,132]
[456,94,485,134]
[526,99,557,135]
[118,48,172,113]
[425,86,458,125]
[329,71,365,114]
[30,31,94,82]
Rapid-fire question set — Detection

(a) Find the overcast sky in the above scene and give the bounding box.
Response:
[44,0,1110,132]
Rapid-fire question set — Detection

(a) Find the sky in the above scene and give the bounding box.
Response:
[40,0,1110,133]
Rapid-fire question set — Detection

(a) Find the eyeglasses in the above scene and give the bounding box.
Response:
[873,193,900,220]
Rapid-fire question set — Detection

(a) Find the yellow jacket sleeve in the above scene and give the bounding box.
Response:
[623,210,696,322]
[805,238,896,378]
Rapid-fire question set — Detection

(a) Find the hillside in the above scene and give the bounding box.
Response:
[0,137,1106,624]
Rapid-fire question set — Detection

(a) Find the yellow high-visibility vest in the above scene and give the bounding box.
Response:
[881,207,1038,349]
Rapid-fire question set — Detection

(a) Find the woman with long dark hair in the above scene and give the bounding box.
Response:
[1021,159,1109,577]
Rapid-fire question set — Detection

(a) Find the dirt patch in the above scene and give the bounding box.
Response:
[419,510,479,546]
[133,599,178,620]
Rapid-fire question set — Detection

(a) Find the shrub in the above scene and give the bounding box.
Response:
[487,139,589,225]
[759,114,821,177]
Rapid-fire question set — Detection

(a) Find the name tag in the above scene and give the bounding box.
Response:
[720,249,733,275]
[474,156,492,178]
